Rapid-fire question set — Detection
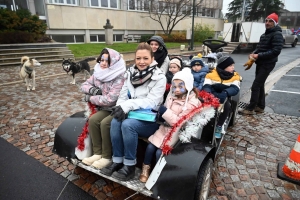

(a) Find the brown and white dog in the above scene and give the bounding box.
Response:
[19,56,41,91]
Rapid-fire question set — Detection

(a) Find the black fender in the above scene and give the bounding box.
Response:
[53,111,86,161]
[151,138,216,200]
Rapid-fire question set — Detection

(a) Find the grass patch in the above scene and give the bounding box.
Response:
[67,42,202,58]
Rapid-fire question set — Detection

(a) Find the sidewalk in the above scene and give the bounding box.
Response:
[0,51,300,199]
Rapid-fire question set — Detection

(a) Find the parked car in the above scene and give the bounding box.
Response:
[282,29,298,47]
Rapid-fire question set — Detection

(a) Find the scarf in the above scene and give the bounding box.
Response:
[154,48,168,68]
[130,65,156,88]
[166,71,174,84]
[216,67,234,80]
[93,58,126,82]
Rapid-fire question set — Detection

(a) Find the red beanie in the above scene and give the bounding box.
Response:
[266,13,278,25]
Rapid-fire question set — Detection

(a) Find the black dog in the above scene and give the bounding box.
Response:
[62,58,94,84]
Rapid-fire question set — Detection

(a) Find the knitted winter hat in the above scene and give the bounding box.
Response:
[172,67,194,110]
[217,56,235,70]
[266,13,278,26]
[191,57,204,67]
[147,36,168,53]
[169,57,182,69]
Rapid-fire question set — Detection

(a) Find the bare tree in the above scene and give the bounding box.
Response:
[148,0,207,35]
[127,0,205,35]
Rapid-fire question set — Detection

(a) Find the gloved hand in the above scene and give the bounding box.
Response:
[243,56,256,70]
[216,91,228,104]
[157,105,167,122]
[110,106,126,121]
[84,94,91,102]
[89,87,102,96]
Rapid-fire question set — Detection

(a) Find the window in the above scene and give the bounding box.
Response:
[91,0,98,6]
[51,35,84,43]
[114,34,122,42]
[90,35,105,42]
[0,0,28,11]
[90,0,118,8]
[48,0,78,5]
[110,0,117,8]
[101,0,108,7]
[158,1,164,12]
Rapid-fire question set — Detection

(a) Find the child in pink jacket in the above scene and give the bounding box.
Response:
[139,67,201,183]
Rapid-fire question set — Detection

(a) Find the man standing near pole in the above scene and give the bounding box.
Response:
[239,13,284,115]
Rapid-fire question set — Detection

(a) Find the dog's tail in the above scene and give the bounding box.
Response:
[21,56,30,64]
[84,57,96,62]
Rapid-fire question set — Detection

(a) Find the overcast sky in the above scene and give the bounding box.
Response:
[222,0,300,13]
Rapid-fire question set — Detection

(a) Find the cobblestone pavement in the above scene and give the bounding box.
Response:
[1,62,300,200]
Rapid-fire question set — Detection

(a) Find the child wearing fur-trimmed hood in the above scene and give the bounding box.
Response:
[139,67,201,183]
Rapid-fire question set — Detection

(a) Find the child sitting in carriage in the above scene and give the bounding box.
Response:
[202,55,241,138]
[139,67,201,183]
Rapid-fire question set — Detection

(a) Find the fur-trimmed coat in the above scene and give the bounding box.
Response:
[148,91,201,148]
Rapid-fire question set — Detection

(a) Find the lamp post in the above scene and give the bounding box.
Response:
[189,0,196,51]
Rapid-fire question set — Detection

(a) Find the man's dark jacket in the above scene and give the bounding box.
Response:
[254,25,283,65]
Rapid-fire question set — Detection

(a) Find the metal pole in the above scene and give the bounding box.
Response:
[241,0,246,22]
[189,0,196,50]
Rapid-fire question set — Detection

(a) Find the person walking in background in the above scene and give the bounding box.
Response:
[239,12,283,115]
[147,35,170,74]
[80,48,126,169]
[100,43,166,181]
[190,56,209,91]
[203,55,241,138]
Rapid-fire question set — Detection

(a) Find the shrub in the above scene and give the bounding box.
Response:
[0,31,36,44]
[194,23,215,43]
[140,35,152,42]
[0,8,47,43]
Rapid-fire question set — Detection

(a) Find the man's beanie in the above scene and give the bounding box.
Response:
[191,57,204,67]
[217,56,235,70]
[266,13,278,26]
[169,57,182,69]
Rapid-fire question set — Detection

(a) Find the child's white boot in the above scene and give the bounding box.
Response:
[82,155,101,166]
[92,158,112,169]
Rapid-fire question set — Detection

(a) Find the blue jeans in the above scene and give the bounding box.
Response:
[110,118,159,166]
[144,143,162,165]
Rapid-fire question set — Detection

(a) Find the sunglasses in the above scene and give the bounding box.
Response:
[265,19,274,23]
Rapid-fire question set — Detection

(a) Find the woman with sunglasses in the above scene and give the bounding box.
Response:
[79,48,126,169]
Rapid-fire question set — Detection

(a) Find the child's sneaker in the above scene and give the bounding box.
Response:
[215,125,222,139]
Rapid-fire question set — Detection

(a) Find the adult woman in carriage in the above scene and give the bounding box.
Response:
[100,43,166,181]
[79,48,126,169]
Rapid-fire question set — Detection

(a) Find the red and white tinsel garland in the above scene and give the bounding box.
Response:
[161,90,220,155]
[76,102,97,151]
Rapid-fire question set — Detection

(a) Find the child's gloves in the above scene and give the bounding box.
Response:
[84,94,91,102]
[217,91,228,104]
[243,56,256,70]
[89,87,102,96]
[111,106,126,121]
[157,105,167,122]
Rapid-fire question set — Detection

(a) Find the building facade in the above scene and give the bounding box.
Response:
[0,0,225,43]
